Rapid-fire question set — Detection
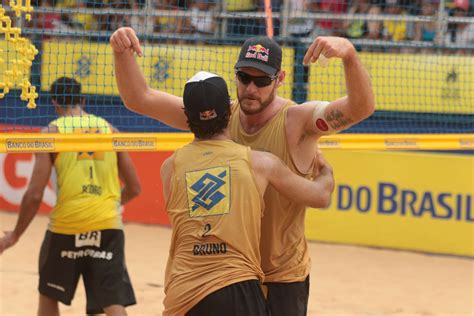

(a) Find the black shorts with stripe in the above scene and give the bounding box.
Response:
[38,229,136,314]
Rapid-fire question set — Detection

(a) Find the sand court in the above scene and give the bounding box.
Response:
[0,211,472,316]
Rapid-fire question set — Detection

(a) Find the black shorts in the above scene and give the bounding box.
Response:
[186,279,269,316]
[264,276,310,316]
[38,229,136,314]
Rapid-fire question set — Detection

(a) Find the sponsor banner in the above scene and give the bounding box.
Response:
[306,150,473,257]
[1,138,472,256]
[317,137,342,148]
[308,53,474,114]
[41,41,294,99]
[383,138,419,149]
[112,137,157,151]
[459,138,474,149]
[5,138,55,152]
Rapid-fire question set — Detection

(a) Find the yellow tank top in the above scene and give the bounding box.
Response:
[163,140,264,315]
[225,0,255,11]
[229,100,312,283]
[48,115,122,234]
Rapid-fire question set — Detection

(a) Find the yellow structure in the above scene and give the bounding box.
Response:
[0,4,38,108]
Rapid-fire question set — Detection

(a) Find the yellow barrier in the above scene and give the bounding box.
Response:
[308,53,474,114]
[306,150,474,257]
[1,133,473,153]
[41,41,294,99]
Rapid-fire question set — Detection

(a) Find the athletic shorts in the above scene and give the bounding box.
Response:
[186,279,269,316]
[264,275,310,316]
[38,229,136,314]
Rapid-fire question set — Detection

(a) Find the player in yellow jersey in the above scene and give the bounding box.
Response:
[161,71,334,315]
[111,27,375,316]
[0,77,141,316]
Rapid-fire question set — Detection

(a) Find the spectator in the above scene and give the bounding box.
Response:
[343,0,382,40]
[225,0,260,40]
[105,0,132,32]
[414,0,438,43]
[72,0,98,31]
[318,0,348,36]
[130,0,155,36]
[383,0,409,41]
[154,0,185,43]
[34,0,63,36]
[445,0,474,54]
[185,0,217,43]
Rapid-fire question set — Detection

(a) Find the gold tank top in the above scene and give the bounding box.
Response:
[48,115,121,234]
[229,100,312,283]
[164,140,265,315]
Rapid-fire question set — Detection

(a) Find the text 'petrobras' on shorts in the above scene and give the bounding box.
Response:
[61,249,113,260]
[5,138,55,152]
[112,137,156,151]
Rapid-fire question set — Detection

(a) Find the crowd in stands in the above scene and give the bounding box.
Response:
[19,0,474,52]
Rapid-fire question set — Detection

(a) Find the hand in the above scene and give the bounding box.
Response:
[110,27,143,57]
[0,231,19,255]
[312,150,333,179]
[303,37,356,65]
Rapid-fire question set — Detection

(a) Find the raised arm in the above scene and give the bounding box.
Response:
[298,36,375,136]
[251,150,334,208]
[110,27,189,130]
[0,152,52,254]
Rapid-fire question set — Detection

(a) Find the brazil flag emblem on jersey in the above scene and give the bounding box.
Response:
[185,166,230,217]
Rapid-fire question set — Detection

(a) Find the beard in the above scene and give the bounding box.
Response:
[237,86,277,115]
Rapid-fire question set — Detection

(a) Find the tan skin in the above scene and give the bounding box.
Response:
[0,104,141,316]
[160,130,334,209]
[110,27,375,174]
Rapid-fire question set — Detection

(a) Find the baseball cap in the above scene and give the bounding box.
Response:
[183,71,230,121]
[234,37,282,76]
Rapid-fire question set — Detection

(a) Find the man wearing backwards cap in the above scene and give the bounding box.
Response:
[111,28,374,315]
[160,71,334,316]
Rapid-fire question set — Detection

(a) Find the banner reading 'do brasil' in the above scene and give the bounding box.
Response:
[307,150,473,257]
[1,141,472,257]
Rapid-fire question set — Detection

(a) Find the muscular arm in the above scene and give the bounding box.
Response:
[117,152,141,205]
[299,36,375,136]
[0,153,52,254]
[111,27,189,130]
[160,155,175,203]
[251,151,334,208]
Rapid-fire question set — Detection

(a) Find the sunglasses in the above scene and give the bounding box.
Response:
[235,71,278,88]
